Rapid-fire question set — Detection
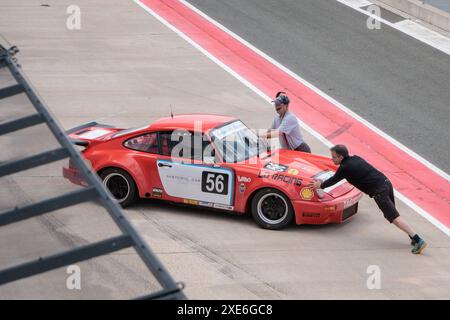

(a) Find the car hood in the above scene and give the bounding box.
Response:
[241,149,354,198]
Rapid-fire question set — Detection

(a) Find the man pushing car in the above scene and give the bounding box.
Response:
[310,144,427,255]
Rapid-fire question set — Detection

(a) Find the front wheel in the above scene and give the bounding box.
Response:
[100,168,138,208]
[251,188,294,230]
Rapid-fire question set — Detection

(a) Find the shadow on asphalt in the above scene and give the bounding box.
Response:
[129,198,356,233]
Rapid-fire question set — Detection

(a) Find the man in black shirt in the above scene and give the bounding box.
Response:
[310,145,427,254]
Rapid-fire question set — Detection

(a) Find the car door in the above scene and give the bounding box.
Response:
[156,131,235,209]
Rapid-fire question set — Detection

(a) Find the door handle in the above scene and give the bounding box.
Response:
[158,162,172,168]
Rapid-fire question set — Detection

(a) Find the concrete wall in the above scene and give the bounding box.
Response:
[378,0,450,32]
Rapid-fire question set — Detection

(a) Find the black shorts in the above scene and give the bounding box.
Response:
[372,179,400,223]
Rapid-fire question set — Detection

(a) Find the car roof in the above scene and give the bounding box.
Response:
[149,114,237,132]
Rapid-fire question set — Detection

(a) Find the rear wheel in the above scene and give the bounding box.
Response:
[100,168,138,207]
[251,188,294,230]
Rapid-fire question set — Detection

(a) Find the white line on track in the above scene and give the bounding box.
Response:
[134,0,450,236]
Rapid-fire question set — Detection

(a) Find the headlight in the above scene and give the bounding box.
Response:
[316,188,325,199]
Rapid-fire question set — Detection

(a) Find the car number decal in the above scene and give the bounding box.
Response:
[201,171,229,195]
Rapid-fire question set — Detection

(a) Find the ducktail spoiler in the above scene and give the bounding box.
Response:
[66,121,114,134]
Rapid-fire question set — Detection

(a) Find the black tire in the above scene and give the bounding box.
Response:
[251,188,294,230]
[99,168,138,208]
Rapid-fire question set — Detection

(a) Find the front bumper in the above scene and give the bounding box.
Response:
[292,188,363,225]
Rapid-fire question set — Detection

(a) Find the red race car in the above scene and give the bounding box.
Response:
[63,114,362,230]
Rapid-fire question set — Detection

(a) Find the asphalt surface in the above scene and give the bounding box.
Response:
[188,0,450,173]
[0,0,449,299]
[426,0,450,13]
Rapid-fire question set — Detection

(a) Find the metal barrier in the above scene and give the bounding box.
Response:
[0,44,186,300]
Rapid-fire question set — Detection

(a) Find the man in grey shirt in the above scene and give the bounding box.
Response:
[266,93,311,153]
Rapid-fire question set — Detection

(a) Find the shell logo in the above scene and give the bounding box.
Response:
[300,187,314,200]
[287,168,299,175]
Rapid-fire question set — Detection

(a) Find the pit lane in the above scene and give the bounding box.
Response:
[0,0,449,299]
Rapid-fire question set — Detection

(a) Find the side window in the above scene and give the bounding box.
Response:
[160,131,182,157]
[192,133,213,161]
[124,132,159,153]
[160,131,214,161]
[198,137,216,162]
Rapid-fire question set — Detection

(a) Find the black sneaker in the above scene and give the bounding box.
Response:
[411,239,427,254]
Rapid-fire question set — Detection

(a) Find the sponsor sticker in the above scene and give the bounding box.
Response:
[152,188,163,198]
[199,201,214,207]
[183,199,199,205]
[300,187,314,200]
[213,203,234,211]
[264,162,288,172]
[211,121,246,140]
[287,168,299,175]
[239,183,246,193]
[237,175,252,183]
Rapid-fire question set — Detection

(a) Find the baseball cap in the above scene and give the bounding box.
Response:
[273,94,290,106]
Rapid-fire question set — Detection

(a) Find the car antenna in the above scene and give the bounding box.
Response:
[170,104,174,119]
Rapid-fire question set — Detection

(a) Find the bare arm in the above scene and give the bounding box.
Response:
[263,129,280,139]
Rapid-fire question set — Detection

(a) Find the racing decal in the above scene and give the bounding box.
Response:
[152,188,163,198]
[287,168,299,175]
[300,187,314,200]
[271,174,302,186]
[199,201,214,207]
[213,203,234,211]
[157,160,234,205]
[78,129,111,139]
[201,171,229,195]
[237,175,252,183]
[184,199,199,205]
[239,183,246,193]
[211,121,246,140]
[264,162,288,172]
[198,201,234,210]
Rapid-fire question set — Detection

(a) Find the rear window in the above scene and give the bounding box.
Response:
[124,132,159,153]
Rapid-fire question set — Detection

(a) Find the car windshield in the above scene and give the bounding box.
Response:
[210,120,267,163]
